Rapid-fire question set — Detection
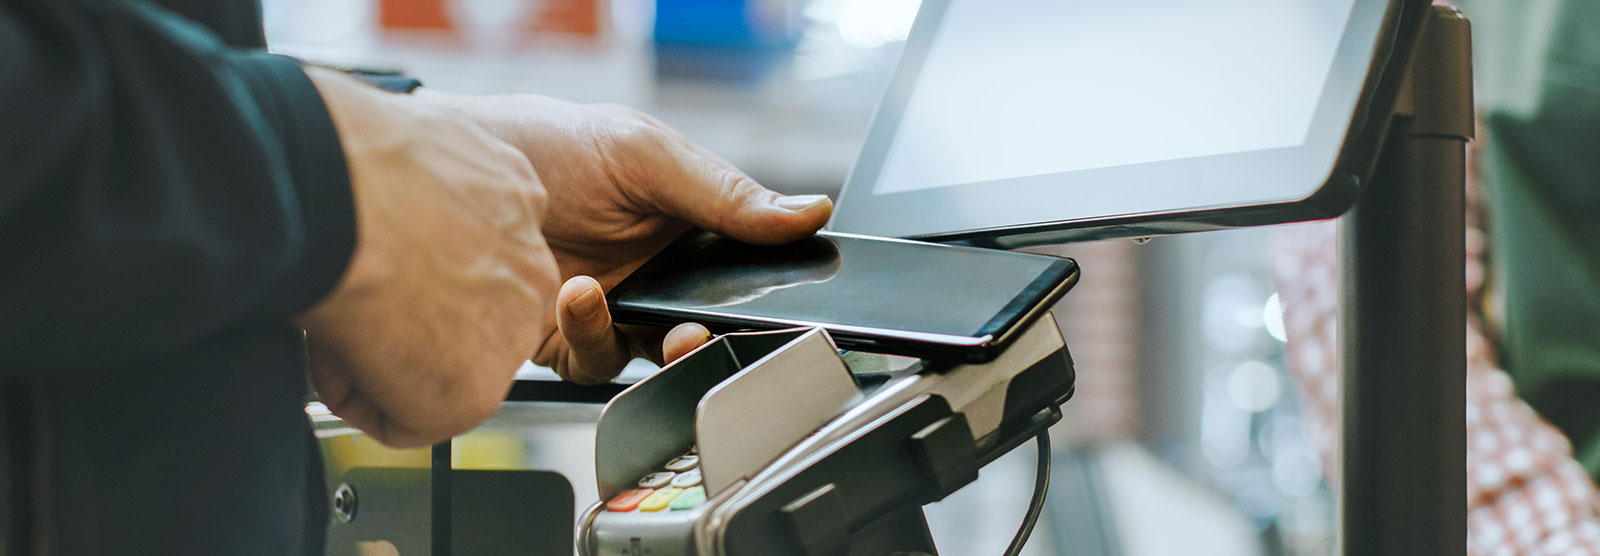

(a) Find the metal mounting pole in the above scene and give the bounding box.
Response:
[1339,6,1472,556]
[433,440,452,556]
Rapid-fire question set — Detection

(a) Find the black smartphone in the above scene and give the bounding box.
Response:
[607,231,1079,363]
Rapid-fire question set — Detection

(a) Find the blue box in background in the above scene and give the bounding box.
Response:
[653,0,803,83]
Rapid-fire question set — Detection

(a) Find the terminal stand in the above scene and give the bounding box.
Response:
[1339,6,1470,556]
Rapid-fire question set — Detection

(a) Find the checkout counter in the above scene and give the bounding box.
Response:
[306,0,1471,554]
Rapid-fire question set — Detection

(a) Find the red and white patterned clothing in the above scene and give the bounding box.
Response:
[1272,220,1600,555]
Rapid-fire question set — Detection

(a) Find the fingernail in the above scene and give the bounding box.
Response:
[773,194,830,212]
[568,287,604,317]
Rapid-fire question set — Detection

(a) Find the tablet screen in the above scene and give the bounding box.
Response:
[830,0,1397,243]
[874,0,1358,195]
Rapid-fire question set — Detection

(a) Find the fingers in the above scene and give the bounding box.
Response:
[306,345,402,446]
[665,162,832,244]
[553,275,714,383]
[662,322,713,362]
[555,275,632,384]
[602,110,832,245]
[661,157,832,246]
[555,275,630,384]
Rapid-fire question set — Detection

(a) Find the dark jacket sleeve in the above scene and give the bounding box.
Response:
[0,0,356,374]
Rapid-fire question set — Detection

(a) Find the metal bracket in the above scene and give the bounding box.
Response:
[910,414,980,501]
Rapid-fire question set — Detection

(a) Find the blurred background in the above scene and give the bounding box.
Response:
[281,1,1331,554]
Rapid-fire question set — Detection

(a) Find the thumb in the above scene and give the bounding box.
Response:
[645,147,833,245]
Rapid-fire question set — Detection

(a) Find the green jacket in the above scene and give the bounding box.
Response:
[1460,0,1600,476]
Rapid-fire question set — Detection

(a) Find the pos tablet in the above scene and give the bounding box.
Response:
[829,0,1426,245]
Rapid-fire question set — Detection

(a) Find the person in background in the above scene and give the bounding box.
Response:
[1275,1,1600,553]
[0,0,831,553]
[1458,0,1600,479]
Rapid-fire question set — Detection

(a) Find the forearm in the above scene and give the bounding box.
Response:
[0,0,354,374]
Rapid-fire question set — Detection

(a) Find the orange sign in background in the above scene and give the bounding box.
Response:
[379,0,601,36]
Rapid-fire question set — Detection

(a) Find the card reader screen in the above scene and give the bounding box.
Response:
[873,0,1358,195]
[613,233,1074,340]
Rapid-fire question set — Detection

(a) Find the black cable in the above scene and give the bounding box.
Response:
[1003,430,1052,556]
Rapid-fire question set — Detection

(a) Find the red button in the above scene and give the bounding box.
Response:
[606,488,655,512]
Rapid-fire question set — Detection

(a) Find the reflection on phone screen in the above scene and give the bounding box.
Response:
[619,234,1067,339]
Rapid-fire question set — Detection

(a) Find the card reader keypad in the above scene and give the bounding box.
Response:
[638,472,675,489]
[638,487,683,512]
[669,486,705,510]
[664,455,699,472]
[670,469,702,488]
[607,447,705,513]
[605,489,654,512]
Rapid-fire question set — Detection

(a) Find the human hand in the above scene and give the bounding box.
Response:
[294,69,560,448]
[415,91,833,384]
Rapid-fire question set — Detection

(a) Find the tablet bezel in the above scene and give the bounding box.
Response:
[829,0,1431,246]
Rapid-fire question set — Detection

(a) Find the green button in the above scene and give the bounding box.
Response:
[669,486,705,511]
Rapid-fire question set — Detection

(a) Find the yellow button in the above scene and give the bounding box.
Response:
[637,487,682,512]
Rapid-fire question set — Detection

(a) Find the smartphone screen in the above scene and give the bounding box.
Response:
[607,231,1078,362]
